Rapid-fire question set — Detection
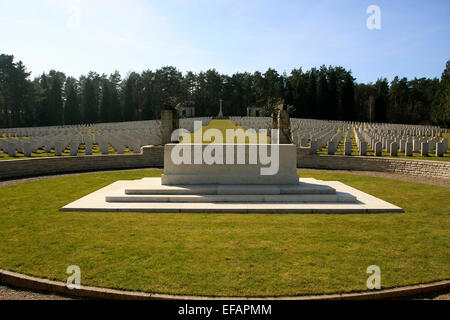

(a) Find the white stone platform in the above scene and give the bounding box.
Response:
[61,178,403,214]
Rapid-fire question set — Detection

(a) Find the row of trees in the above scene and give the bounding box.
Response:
[0,54,449,128]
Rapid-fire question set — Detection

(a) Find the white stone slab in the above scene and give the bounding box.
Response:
[61,178,403,214]
[105,192,356,203]
[125,178,336,195]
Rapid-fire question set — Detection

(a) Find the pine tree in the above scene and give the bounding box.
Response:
[306,69,318,118]
[82,78,98,124]
[341,72,356,121]
[110,87,122,122]
[374,78,389,123]
[48,76,63,125]
[109,71,122,122]
[317,66,329,119]
[431,60,450,127]
[36,74,50,126]
[0,89,5,127]
[327,67,339,120]
[123,76,136,121]
[99,81,112,122]
[64,80,81,125]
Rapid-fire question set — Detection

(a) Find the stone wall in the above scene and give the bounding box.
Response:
[297,147,450,179]
[0,146,164,180]
[0,145,449,180]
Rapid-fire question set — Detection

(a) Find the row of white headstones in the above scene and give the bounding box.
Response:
[0,117,448,157]
[0,118,210,157]
[232,117,449,157]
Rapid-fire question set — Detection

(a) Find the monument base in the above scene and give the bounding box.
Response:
[61,178,403,214]
[162,144,299,185]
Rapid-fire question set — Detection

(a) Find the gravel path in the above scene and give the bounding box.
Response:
[420,292,450,300]
[0,168,448,300]
[0,285,70,300]
[0,283,448,300]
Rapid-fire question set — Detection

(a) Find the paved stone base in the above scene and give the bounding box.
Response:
[61,178,403,213]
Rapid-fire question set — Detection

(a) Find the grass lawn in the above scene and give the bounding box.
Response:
[181,119,270,144]
[0,170,449,297]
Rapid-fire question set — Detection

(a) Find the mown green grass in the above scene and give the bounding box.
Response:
[182,119,270,144]
[0,169,449,297]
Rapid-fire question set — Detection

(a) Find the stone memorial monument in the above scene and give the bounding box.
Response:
[62,119,402,214]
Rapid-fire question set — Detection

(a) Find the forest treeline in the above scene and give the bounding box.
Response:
[0,54,449,128]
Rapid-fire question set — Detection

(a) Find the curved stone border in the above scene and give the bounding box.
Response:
[0,269,448,300]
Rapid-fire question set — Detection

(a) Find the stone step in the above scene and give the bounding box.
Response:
[105,192,357,203]
[62,178,404,214]
[125,178,336,195]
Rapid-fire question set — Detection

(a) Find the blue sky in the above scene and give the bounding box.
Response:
[1,0,449,83]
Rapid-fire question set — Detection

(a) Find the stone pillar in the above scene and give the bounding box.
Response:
[277,110,290,144]
[272,113,278,130]
[161,109,179,145]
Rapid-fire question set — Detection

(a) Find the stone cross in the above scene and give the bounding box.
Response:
[218,99,224,118]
